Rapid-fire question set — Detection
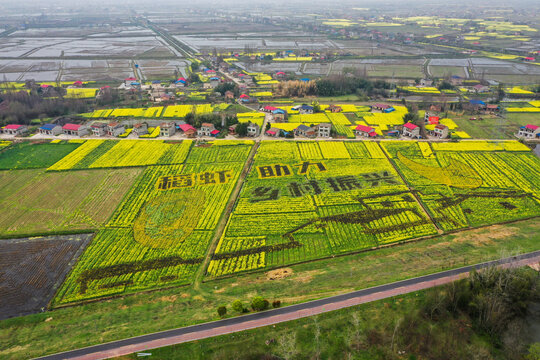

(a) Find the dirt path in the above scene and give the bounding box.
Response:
[192,141,260,289]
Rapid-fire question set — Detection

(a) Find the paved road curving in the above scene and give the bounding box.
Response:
[35,250,540,360]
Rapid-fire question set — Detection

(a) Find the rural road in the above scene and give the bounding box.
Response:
[35,250,540,360]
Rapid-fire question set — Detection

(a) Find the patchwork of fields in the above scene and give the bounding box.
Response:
[0,139,539,307]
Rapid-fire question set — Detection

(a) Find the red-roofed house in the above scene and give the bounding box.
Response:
[403,122,420,138]
[62,123,88,137]
[210,129,220,137]
[179,124,196,138]
[3,124,28,136]
[124,77,137,86]
[355,124,376,138]
[373,103,391,111]
[517,124,540,138]
[73,81,83,87]
[263,105,278,112]
[266,127,280,137]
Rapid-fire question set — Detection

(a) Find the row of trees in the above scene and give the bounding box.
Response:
[0,90,89,126]
[273,76,392,98]
[217,296,281,317]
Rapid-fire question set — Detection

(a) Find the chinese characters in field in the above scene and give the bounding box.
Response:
[157,170,233,190]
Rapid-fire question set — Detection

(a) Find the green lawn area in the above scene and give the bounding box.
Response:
[452,112,540,139]
[1,219,539,359]
[0,142,80,170]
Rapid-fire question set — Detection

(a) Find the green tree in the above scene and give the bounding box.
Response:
[251,296,269,311]
[235,122,249,137]
[232,300,244,313]
[217,305,227,317]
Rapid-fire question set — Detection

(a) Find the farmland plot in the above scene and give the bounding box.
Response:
[0,234,92,319]
[54,142,253,304]
[207,140,540,278]
[208,141,437,277]
[0,168,142,236]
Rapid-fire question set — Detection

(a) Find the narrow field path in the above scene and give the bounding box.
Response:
[34,251,540,360]
[192,141,260,289]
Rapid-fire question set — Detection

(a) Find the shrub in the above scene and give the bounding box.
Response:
[217,305,227,317]
[272,300,281,308]
[251,296,269,311]
[232,299,244,313]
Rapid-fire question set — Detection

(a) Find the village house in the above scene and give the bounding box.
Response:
[228,124,238,135]
[424,113,440,125]
[160,122,176,137]
[90,122,107,136]
[355,124,377,138]
[124,77,138,87]
[62,123,87,137]
[38,124,62,136]
[419,78,433,87]
[517,124,540,139]
[327,104,342,113]
[402,122,421,138]
[133,123,148,137]
[179,124,197,138]
[3,124,28,136]
[449,76,463,86]
[266,127,280,138]
[262,105,278,113]
[224,90,235,101]
[293,105,314,114]
[239,94,251,103]
[198,122,215,137]
[107,122,125,137]
[373,103,392,111]
[485,104,499,113]
[429,104,442,112]
[294,124,316,138]
[315,123,332,138]
[272,109,287,122]
[430,124,449,139]
[473,84,489,93]
[247,123,260,137]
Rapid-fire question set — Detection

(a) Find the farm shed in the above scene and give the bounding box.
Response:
[179,124,197,138]
[39,124,62,136]
[3,124,28,136]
